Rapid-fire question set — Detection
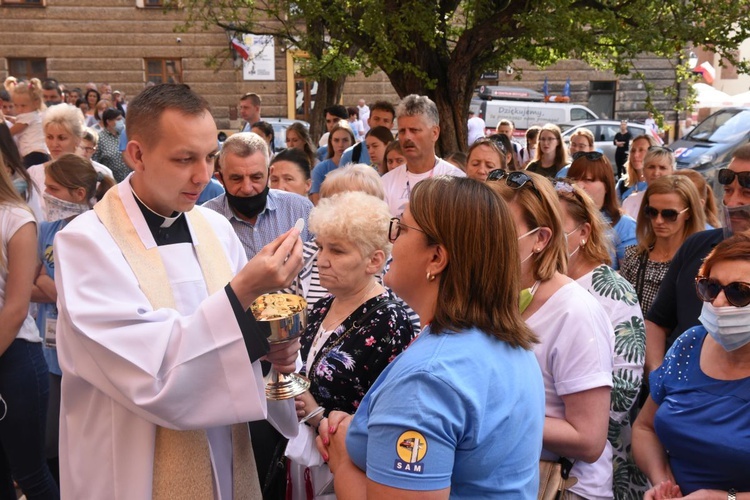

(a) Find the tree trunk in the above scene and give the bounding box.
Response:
[309,76,346,142]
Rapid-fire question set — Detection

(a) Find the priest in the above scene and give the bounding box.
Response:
[53,83,303,499]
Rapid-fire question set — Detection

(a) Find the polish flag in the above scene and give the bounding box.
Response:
[231,38,251,61]
[694,61,716,84]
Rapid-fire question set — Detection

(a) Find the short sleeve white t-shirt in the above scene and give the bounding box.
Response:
[526,281,615,500]
[0,204,41,343]
[15,111,48,157]
[381,159,466,217]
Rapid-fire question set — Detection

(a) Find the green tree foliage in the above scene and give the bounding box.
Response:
[177,0,750,153]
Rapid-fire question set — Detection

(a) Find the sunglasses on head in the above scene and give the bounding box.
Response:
[718,168,750,189]
[572,151,603,161]
[648,145,673,153]
[644,206,689,222]
[487,169,540,192]
[695,276,750,308]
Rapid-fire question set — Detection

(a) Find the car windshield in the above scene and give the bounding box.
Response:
[687,109,750,143]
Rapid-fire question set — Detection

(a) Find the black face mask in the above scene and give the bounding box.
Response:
[225,184,269,219]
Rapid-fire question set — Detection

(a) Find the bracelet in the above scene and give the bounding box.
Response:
[300,406,325,426]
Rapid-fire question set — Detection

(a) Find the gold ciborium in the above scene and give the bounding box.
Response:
[250,293,310,400]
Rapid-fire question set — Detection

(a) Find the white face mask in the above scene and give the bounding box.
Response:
[518,227,540,264]
[699,301,750,352]
[43,192,88,222]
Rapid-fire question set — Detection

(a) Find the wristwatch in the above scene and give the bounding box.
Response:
[728,488,737,500]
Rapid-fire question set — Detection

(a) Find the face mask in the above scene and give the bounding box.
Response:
[518,227,540,265]
[12,177,27,196]
[519,280,541,313]
[114,120,125,134]
[225,185,269,219]
[43,192,88,222]
[699,301,750,351]
[721,203,750,239]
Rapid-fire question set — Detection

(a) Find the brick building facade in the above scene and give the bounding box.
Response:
[1,0,680,134]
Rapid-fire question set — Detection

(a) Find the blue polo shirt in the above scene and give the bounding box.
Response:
[346,326,545,498]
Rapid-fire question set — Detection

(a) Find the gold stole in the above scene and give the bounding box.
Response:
[94,188,261,499]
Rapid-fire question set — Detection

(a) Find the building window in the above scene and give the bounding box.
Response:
[135,0,179,8]
[589,81,616,120]
[7,58,47,80]
[1,0,44,6]
[145,59,183,84]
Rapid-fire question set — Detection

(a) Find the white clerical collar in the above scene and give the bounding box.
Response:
[130,187,183,228]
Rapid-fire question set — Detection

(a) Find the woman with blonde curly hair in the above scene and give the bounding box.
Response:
[620,175,706,317]
[287,190,414,499]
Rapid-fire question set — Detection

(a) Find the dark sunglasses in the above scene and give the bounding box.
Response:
[644,206,689,222]
[572,151,603,161]
[695,277,750,308]
[388,217,426,242]
[718,168,750,189]
[487,169,538,191]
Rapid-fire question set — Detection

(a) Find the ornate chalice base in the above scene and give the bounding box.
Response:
[250,293,311,400]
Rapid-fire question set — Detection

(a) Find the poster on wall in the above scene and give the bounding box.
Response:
[242,34,275,81]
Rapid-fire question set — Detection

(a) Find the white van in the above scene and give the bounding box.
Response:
[470,99,598,133]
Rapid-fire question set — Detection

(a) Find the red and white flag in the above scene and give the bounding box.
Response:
[231,37,252,61]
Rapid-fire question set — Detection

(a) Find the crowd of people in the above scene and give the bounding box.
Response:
[0,75,749,500]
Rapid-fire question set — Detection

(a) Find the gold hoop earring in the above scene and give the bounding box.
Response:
[426,271,435,282]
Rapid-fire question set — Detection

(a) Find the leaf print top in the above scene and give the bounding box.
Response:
[300,289,415,415]
[577,264,648,499]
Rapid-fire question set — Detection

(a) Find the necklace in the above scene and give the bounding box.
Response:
[321,280,379,332]
[307,280,380,369]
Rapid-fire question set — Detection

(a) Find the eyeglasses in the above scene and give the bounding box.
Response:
[644,206,689,222]
[78,146,95,153]
[388,217,426,242]
[695,276,750,307]
[572,151,603,161]
[488,169,537,189]
[718,168,750,189]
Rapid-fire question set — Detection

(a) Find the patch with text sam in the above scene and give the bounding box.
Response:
[393,430,427,474]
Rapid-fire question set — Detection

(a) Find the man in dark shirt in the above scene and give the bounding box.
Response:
[645,145,750,372]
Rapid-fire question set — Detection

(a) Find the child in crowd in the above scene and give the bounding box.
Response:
[10,78,49,167]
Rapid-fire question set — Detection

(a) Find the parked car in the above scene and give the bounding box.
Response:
[671,107,750,193]
[218,118,311,153]
[561,120,663,167]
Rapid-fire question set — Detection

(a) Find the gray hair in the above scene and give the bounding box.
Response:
[43,103,84,139]
[219,132,269,168]
[396,94,439,127]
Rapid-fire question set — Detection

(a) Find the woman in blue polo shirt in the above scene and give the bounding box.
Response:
[316,176,545,498]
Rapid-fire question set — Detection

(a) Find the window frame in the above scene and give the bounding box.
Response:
[7,58,47,81]
[144,58,184,85]
[1,0,44,6]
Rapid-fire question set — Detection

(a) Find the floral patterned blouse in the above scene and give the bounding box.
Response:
[577,264,648,500]
[300,290,415,415]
